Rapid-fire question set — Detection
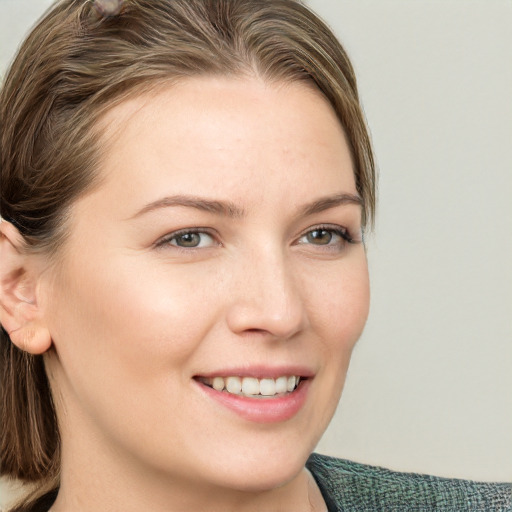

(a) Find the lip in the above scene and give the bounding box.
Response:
[195,365,315,380]
[193,366,314,424]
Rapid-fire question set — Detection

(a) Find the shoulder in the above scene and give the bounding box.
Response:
[306,453,511,512]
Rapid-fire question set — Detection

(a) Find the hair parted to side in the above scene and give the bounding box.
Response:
[0,0,375,509]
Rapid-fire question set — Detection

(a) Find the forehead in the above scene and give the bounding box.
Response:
[85,76,357,218]
[99,75,347,147]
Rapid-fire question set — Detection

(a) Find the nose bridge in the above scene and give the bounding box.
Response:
[226,241,306,338]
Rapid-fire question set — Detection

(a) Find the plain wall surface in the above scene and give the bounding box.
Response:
[1,0,511,507]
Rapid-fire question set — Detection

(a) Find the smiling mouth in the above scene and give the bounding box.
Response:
[195,375,303,398]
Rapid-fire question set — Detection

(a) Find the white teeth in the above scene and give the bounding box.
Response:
[225,376,242,394]
[275,376,288,394]
[241,377,260,395]
[203,375,301,397]
[212,376,225,391]
[259,378,276,396]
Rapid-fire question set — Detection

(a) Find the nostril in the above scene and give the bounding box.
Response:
[226,300,307,340]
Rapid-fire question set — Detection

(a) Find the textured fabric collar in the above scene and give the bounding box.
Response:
[306,452,511,512]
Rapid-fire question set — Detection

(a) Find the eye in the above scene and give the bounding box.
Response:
[304,229,336,245]
[297,225,354,249]
[156,229,217,249]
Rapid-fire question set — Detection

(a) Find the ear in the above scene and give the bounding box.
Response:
[0,220,52,354]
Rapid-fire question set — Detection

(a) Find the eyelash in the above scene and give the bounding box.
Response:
[154,225,359,251]
[155,228,218,250]
[296,224,357,249]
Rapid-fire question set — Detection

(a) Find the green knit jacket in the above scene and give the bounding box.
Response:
[306,453,511,512]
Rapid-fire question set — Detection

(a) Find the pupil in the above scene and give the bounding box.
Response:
[308,229,332,245]
[178,233,200,247]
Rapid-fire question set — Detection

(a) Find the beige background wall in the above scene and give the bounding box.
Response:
[1,0,511,507]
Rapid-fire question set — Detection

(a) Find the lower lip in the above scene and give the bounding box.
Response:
[195,379,311,423]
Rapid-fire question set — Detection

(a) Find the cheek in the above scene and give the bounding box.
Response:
[305,254,370,350]
[46,253,219,390]
[44,254,224,457]
[296,254,369,432]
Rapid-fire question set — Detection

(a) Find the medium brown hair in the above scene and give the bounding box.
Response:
[0,0,375,509]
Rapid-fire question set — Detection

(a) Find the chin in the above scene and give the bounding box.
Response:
[217,458,307,494]
[203,437,317,493]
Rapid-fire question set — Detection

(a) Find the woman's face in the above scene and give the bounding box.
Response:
[43,77,369,497]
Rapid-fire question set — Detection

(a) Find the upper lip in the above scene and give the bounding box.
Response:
[194,365,315,380]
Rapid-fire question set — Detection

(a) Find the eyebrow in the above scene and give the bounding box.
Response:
[299,192,363,216]
[130,195,245,219]
[130,192,362,220]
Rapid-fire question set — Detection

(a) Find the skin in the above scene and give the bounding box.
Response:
[1,76,370,511]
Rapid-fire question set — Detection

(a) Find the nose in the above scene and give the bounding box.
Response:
[225,247,308,340]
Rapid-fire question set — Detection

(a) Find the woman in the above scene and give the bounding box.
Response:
[0,1,509,511]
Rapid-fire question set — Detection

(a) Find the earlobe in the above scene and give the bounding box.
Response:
[0,220,52,354]
[7,319,52,355]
